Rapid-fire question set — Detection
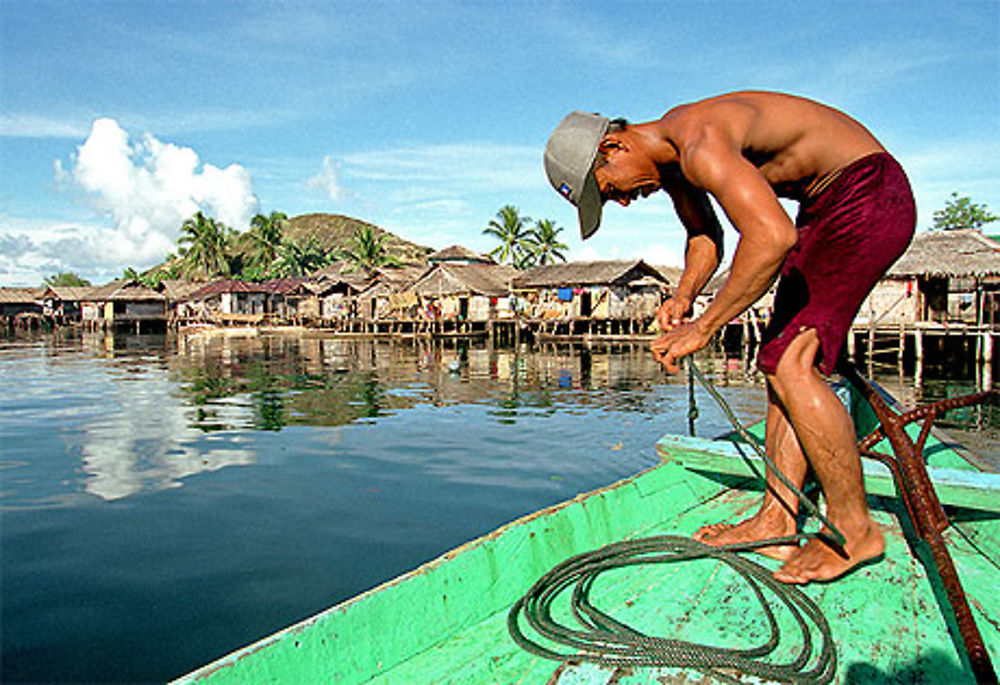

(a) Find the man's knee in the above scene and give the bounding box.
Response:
[768,327,821,400]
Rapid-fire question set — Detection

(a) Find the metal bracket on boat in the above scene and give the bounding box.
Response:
[838,362,998,684]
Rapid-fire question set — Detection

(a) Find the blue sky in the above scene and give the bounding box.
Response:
[1,1,997,285]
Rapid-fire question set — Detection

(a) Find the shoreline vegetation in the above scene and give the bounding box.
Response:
[1,199,998,385]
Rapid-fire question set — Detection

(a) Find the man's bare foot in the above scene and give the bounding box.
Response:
[773,519,885,584]
[693,513,799,561]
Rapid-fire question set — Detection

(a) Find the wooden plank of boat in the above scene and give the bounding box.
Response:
[173,399,1000,683]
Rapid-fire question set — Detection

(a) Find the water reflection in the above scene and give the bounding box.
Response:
[168,331,691,431]
[1,330,767,508]
[4,328,995,510]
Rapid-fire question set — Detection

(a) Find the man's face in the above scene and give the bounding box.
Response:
[593,135,661,207]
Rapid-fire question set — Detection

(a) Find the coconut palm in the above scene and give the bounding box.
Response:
[246,211,288,278]
[527,219,568,266]
[178,212,231,280]
[272,235,333,277]
[483,205,532,267]
[337,225,402,272]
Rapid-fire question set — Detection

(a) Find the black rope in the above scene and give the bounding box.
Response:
[508,359,840,682]
[508,534,836,683]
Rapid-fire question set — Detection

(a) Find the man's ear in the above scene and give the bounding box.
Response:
[597,135,626,155]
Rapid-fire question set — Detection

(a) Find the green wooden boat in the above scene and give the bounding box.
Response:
[174,381,1000,684]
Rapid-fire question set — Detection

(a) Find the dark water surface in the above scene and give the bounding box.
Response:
[2,330,996,683]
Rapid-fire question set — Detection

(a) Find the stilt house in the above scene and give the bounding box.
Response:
[511,260,671,321]
[860,229,1000,326]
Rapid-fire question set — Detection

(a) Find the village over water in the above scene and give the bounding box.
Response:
[2,217,999,385]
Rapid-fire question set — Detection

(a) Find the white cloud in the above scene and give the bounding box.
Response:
[0,215,171,285]
[0,120,262,284]
[307,155,343,201]
[56,117,259,261]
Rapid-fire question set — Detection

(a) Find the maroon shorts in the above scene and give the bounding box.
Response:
[756,152,916,376]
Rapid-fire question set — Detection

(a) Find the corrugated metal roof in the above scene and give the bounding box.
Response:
[188,279,271,300]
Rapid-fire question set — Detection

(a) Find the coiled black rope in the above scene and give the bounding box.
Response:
[507,360,840,683]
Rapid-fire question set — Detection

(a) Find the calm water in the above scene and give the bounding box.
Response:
[1,330,996,683]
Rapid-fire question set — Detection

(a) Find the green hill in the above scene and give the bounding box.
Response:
[285,213,433,267]
[145,213,434,282]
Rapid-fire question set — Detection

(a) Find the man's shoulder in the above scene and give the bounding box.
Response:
[660,98,754,149]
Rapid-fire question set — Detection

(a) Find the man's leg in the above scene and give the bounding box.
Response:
[693,383,809,561]
[767,328,885,583]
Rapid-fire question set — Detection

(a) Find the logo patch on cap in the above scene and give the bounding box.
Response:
[559,183,572,199]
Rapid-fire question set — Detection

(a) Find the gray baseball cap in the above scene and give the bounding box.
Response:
[544,111,609,239]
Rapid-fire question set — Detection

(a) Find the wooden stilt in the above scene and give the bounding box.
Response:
[983,331,994,392]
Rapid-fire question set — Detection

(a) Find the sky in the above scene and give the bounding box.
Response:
[1,1,997,286]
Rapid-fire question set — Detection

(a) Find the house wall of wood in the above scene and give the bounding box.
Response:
[857,278,920,325]
[111,301,166,322]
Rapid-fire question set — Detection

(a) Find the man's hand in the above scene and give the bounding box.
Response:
[656,295,692,331]
[650,319,712,373]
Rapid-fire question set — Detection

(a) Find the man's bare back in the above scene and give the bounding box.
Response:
[657,91,886,201]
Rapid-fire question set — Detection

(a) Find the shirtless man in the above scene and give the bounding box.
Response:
[543,91,915,583]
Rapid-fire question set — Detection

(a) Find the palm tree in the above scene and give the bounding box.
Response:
[483,205,532,267]
[178,212,231,280]
[337,225,402,272]
[527,219,568,266]
[272,235,333,277]
[246,211,288,278]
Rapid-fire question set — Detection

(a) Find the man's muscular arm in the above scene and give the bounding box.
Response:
[663,173,723,320]
[650,120,796,372]
[680,123,797,338]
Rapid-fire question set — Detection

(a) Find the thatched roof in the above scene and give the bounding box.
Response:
[428,245,494,265]
[512,260,669,289]
[373,265,427,291]
[309,260,355,280]
[158,280,207,301]
[652,264,684,286]
[409,263,518,297]
[887,229,1000,278]
[0,287,44,304]
[42,286,94,301]
[86,280,164,302]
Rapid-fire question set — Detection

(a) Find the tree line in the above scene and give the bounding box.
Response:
[40,193,995,289]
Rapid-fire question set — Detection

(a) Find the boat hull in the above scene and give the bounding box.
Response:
[174,395,1000,683]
